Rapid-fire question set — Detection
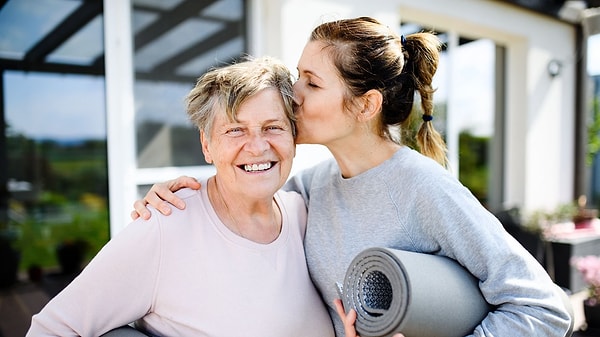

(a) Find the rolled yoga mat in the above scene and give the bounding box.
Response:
[339,248,491,337]
[99,325,149,337]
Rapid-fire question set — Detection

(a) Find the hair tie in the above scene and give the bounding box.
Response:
[422,114,433,122]
[401,35,407,46]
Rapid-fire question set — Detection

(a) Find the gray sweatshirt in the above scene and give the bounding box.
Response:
[285,146,571,337]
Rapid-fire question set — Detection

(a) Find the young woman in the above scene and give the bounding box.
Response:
[133,17,572,337]
[27,56,334,337]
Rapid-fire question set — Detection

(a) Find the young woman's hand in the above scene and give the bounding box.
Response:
[131,176,201,220]
[333,298,360,337]
[333,299,405,337]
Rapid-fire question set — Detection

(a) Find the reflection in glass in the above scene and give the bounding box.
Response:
[134,20,225,73]
[176,36,244,77]
[133,0,247,168]
[586,28,600,206]
[0,0,80,60]
[401,22,498,209]
[46,15,105,65]
[135,80,207,167]
[4,71,109,275]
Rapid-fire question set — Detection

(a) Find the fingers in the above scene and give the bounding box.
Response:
[333,299,359,337]
[333,298,346,319]
[168,176,201,194]
[145,189,176,214]
[334,299,403,337]
[131,198,154,220]
[347,307,357,328]
[183,175,200,185]
[153,176,200,210]
[130,176,201,221]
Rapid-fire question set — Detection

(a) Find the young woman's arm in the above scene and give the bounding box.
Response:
[132,162,324,219]
[131,176,201,220]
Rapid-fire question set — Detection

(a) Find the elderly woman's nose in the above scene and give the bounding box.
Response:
[244,133,270,154]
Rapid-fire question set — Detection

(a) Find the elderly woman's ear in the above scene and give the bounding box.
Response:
[200,130,212,164]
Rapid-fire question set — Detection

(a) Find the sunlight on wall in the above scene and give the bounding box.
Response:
[589,34,600,76]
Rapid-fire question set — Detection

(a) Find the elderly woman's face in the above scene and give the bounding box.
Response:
[201,88,295,198]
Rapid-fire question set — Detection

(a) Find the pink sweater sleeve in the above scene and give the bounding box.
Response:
[27,216,162,336]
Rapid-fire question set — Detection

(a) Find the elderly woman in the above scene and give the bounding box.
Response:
[26,56,334,337]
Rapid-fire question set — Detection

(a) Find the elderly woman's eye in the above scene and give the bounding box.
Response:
[225,127,243,135]
[266,125,286,133]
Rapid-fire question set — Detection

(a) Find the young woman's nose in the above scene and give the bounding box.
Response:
[292,83,303,107]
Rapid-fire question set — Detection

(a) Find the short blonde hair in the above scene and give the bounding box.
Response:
[186,56,295,140]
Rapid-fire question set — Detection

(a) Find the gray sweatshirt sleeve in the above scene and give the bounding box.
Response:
[400,168,572,336]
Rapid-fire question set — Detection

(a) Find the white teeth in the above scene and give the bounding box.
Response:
[244,162,272,172]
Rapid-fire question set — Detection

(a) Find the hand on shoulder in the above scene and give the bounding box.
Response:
[131,176,201,220]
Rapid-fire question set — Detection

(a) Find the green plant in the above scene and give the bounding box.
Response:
[587,96,600,166]
[13,193,109,271]
[523,202,578,233]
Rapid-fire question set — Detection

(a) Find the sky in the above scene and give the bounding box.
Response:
[434,39,495,137]
[5,71,107,141]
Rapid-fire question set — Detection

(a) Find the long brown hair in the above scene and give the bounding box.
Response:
[310,16,448,167]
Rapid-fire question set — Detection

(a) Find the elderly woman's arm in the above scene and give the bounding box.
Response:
[27,218,160,336]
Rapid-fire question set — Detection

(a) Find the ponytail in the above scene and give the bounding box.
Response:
[403,33,448,167]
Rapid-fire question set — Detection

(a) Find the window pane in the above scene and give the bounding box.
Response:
[46,15,105,65]
[135,79,207,167]
[4,71,109,275]
[401,23,499,209]
[132,0,247,168]
[453,39,496,207]
[0,0,80,60]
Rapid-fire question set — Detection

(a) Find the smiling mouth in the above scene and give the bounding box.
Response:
[241,162,274,172]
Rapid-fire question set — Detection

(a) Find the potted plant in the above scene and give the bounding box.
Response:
[0,221,20,288]
[571,255,600,331]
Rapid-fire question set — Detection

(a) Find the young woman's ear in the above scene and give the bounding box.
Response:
[359,89,383,121]
[200,131,213,164]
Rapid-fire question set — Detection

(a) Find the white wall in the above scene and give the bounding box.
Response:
[252,0,578,213]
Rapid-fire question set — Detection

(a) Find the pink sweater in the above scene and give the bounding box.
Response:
[27,183,334,337]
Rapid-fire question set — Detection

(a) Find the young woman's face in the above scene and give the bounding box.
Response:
[201,88,296,198]
[293,41,356,146]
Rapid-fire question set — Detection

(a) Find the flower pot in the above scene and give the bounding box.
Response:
[0,239,20,288]
[584,300,600,331]
[56,240,88,275]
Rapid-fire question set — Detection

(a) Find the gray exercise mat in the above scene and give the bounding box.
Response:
[339,248,491,337]
[99,325,149,337]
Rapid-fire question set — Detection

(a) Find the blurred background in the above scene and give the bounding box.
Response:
[1,0,600,336]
